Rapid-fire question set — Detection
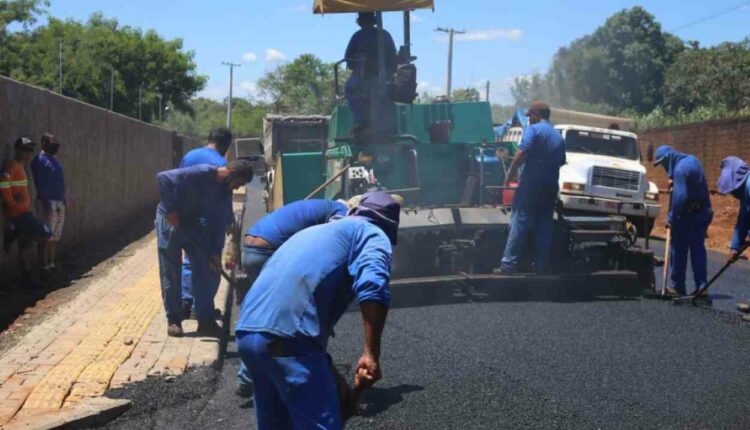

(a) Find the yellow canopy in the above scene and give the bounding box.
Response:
[313,0,433,14]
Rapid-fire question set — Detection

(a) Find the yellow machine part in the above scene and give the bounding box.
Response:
[313,0,433,14]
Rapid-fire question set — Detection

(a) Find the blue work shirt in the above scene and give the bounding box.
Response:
[730,175,750,251]
[157,164,230,251]
[345,27,397,77]
[658,147,712,225]
[236,217,392,348]
[180,146,232,228]
[31,152,65,202]
[514,120,566,210]
[247,199,348,249]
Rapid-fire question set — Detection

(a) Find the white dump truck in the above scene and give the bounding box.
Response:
[498,108,661,236]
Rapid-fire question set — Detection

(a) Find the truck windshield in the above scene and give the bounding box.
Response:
[565,130,640,161]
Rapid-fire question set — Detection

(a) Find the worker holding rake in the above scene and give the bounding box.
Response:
[718,157,750,316]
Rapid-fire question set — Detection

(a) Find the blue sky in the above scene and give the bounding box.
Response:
[46,1,750,105]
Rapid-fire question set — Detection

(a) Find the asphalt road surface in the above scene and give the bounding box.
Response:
[103,184,750,429]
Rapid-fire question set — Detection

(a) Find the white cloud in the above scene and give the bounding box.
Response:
[411,13,424,23]
[242,52,257,63]
[417,81,444,97]
[265,48,288,63]
[437,28,523,43]
[197,81,227,101]
[239,80,258,97]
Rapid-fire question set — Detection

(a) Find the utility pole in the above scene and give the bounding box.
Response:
[485,80,490,102]
[110,66,115,111]
[221,61,241,129]
[435,27,465,99]
[58,38,63,94]
[138,83,143,120]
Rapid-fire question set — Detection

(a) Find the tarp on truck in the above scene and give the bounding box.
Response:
[263,115,329,166]
[313,0,433,14]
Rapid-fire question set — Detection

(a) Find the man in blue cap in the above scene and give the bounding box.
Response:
[235,191,400,430]
[235,198,348,397]
[156,161,254,337]
[179,127,234,320]
[497,101,566,274]
[718,156,750,316]
[653,145,713,296]
[718,156,750,263]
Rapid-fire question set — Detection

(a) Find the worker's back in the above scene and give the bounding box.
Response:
[345,27,397,77]
[181,146,227,168]
[247,199,348,249]
[236,217,392,347]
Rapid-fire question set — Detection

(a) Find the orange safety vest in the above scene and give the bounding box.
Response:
[0,160,31,219]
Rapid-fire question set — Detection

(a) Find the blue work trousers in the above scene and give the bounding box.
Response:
[501,203,555,274]
[670,211,713,295]
[156,210,220,324]
[181,230,225,308]
[237,245,275,389]
[237,331,342,430]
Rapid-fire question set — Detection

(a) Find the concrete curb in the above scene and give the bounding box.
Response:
[2,398,131,430]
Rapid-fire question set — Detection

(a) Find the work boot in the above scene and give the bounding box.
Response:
[167,322,184,337]
[665,287,683,297]
[182,301,193,320]
[742,314,750,323]
[492,267,516,276]
[690,288,708,299]
[737,302,750,313]
[235,382,253,399]
[197,319,222,337]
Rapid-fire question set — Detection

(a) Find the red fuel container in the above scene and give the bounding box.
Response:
[502,182,518,207]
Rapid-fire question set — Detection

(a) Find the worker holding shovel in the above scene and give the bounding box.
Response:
[653,146,713,297]
[717,157,750,317]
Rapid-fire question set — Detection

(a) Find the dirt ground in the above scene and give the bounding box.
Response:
[651,193,740,255]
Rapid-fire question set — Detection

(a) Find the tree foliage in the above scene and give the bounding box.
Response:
[451,87,481,102]
[512,7,683,115]
[663,39,750,114]
[1,11,205,122]
[257,54,342,115]
[160,97,267,139]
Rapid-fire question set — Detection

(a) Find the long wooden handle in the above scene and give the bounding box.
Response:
[305,164,351,200]
[661,228,671,295]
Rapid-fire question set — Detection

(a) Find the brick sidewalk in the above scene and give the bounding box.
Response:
[0,233,230,427]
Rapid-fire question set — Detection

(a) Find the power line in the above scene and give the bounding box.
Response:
[670,0,750,33]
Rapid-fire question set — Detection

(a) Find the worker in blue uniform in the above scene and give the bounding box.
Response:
[179,127,233,320]
[497,101,566,274]
[344,12,397,128]
[653,145,713,296]
[235,191,400,430]
[156,161,254,337]
[235,198,348,397]
[718,156,750,262]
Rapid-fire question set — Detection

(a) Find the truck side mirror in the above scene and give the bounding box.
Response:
[646,143,654,162]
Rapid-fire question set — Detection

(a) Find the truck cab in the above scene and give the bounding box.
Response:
[556,125,661,236]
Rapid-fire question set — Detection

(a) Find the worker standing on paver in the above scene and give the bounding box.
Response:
[235,198,349,397]
[179,127,234,320]
[31,133,66,276]
[155,161,253,337]
[653,145,713,297]
[2,137,52,288]
[344,12,397,128]
[235,191,399,430]
[497,101,566,275]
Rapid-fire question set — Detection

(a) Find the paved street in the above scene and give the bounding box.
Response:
[98,183,750,429]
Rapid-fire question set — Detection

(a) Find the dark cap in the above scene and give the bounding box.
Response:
[349,191,401,245]
[14,137,36,151]
[357,12,376,24]
[525,101,551,118]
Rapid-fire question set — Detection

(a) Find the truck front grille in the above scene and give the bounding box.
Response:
[591,167,640,191]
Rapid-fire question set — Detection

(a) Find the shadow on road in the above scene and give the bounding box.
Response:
[359,384,425,417]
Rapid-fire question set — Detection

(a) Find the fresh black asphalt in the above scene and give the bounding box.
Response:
[101,183,750,429]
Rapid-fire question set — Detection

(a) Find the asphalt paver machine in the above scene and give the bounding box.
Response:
[262,0,654,301]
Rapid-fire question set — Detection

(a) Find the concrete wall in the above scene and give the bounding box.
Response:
[0,76,199,272]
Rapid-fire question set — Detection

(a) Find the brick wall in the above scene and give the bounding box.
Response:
[0,76,199,275]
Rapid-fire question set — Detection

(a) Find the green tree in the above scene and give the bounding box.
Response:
[161,97,267,139]
[451,87,481,102]
[257,54,341,115]
[2,12,205,122]
[513,7,683,114]
[663,39,750,114]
